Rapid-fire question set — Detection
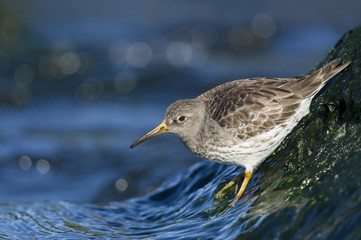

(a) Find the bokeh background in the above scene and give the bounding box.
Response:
[0,0,360,203]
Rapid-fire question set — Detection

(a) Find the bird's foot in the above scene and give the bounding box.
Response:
[229,170,253,207]
[215,170,244,199]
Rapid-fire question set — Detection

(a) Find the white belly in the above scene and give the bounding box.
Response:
[195,99,312,171]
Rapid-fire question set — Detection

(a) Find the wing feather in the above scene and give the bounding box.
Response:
[200,78,303,140]
[199,58,350,140]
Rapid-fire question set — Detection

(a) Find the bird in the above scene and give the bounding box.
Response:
[130,58,350,207]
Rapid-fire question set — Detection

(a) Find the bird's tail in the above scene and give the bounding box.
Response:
[291,58,350,98]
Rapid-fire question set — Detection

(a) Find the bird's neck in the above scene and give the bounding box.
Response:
[177,132,202,155]
[177,97,206,156]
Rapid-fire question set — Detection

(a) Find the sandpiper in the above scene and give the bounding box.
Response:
[131,58,350,207]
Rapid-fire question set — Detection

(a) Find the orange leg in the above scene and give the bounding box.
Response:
[230,170,253,207]
[215,170,244,199]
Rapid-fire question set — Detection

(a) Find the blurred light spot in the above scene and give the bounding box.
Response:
[114,71,137,94]
[166,41,192,67]
[58,51,81,75]
[191,24,218,47]
[81,82,97,100]
[115,178,128,192]
[0,51,11,75]
[36,159,50,174]
[126,42,152,67]
[251,14,277,39]
[188,44,208,68]
[75,77,103,103]
[14,64,34,87]
[18,155,32,171]
[77,52,92,73]
[150,38,168,63]
[12,86,32,105]
[83,78,103,99]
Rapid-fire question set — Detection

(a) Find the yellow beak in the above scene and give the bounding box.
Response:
[130,120,168,148]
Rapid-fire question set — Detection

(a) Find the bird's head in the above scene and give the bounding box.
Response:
[130,98,205,148]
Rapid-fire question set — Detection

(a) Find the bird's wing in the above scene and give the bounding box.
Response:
[200,77,304,140]
[199,58,349,140]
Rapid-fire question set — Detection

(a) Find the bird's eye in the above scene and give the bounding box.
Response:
[178,116,185,122]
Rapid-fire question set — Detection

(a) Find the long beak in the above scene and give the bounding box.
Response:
[130,120,168,148]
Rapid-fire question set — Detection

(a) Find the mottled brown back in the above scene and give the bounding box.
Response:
[199,59,350,140]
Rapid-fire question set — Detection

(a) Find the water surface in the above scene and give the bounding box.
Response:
[0,0,360,239]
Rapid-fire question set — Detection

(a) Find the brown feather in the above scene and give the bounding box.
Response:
[199,58,350,140]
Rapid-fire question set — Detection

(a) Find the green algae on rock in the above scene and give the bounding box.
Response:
[239,27,361,239]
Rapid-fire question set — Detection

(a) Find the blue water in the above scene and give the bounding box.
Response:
[0,0,360,239]
[0,163,261,239]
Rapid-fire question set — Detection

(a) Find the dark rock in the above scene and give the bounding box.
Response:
[243,26,361,239]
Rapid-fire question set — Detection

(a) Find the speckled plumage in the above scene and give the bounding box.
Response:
[163,59,349,170]
[131,58,350,207]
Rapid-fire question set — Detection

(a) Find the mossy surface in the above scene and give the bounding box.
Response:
[237,27,361,239]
